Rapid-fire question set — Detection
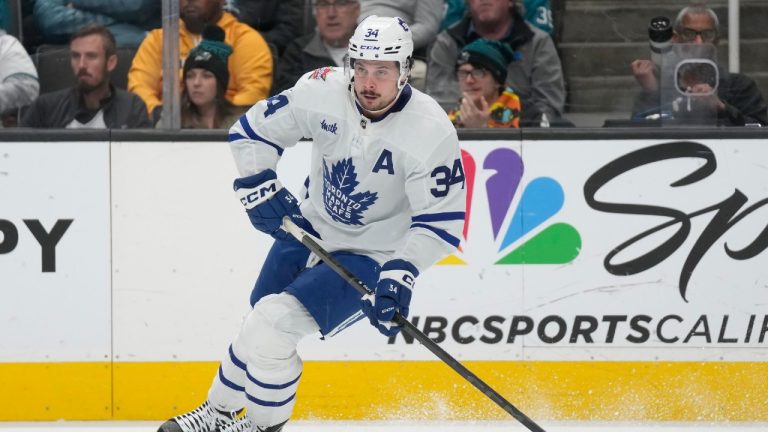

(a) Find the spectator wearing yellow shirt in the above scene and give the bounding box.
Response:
[128,0,272,120]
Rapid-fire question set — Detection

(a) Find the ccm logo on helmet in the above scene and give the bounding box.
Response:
[360,45,380,50]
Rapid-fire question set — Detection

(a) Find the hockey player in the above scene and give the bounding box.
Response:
[158,15,465,432]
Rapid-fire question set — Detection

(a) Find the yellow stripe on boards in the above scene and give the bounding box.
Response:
[113,362,218,420]
[0,362,112,420]
[1,361,766,421]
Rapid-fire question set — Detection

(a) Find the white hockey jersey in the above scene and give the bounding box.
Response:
[229,67,465,273]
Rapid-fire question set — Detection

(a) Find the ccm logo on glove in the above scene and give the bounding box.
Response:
[237,179,281,209]
[233,169,307,241]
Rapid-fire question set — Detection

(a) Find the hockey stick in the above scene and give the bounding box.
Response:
[281,217,547,432]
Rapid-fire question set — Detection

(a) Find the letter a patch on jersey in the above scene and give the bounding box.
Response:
[372,149,394,175]
[322,158,378,225]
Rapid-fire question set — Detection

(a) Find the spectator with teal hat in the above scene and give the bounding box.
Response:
[448,38,522,128]
[428,0,564,125]
[175,25,243,129]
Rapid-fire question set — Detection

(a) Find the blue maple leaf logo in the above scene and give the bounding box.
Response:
[322,158,378,225]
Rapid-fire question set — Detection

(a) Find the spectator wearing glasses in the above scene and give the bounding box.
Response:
[448,39,522,128]
[427,0,565,125]
[272,0,360,94]
[630,5,767,126]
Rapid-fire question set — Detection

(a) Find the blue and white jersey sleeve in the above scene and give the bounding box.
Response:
[228,85,311,178]
[397,131,466,273]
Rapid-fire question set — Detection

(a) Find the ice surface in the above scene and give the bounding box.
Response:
[0,421,767,431]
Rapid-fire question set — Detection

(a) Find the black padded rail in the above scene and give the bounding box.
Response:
[0,128,110,142]
[1,127,767,142]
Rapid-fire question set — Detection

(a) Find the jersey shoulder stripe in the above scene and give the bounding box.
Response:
[232,114,284,156]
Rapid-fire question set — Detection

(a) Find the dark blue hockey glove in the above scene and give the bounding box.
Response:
[361,259,419,337]
[234,169,307,241]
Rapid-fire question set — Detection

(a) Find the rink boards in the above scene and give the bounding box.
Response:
[1,132,767,421]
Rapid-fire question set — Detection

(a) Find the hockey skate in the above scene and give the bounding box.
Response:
[157,400,249,432]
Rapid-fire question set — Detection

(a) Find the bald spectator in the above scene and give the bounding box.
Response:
[21,25,150,128]
[273,0,360,93]
[1,30,39,127]
[128,0,272,120]
[428,0,564,123]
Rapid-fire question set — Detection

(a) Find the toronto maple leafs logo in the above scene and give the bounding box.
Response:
[322,158,378,225]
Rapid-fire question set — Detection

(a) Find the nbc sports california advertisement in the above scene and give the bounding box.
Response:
[299,138,768,362]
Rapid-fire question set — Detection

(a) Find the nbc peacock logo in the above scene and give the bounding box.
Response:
[439,147,581,265]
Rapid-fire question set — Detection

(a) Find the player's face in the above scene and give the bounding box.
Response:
[185,68,218,108]
[353,60,401,115]
[70,34,116,93]
[315,0,360,48]
[468,0,514,25]
[457,64,499,106]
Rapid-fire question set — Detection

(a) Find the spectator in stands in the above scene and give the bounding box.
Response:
[224,0,304,55]
[30,0,160,49]
[448,39,522,128]
[128,0,272,122]
[428,0,565,124]
[273,0,359,94]
[359,0,442,90]
[20,25,150,128]
[630,5,767,126]
[172,25,242,128]
[441,0,554,35]
[0,29,39,127]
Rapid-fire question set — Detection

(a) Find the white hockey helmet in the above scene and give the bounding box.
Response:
[347,16,414,87]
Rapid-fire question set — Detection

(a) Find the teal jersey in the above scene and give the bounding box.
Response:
[441,0,554,35]
[523,0,554,35]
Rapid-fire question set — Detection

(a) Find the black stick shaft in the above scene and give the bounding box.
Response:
[281,218,546,432]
